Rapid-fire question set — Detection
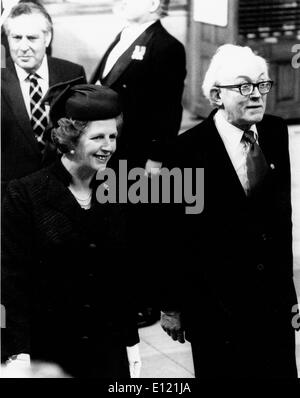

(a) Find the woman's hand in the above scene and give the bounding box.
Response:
[126,344,142,378]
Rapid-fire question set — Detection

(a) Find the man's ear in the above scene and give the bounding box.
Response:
[150,0,160,13]
[210,87,223,107]
[45,31,52,48]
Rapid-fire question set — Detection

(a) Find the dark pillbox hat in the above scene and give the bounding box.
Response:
[43,77,121,127]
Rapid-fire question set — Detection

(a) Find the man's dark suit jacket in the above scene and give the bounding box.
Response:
[164,110,298,378]
[90,20,186,166]
[1,56,86,191]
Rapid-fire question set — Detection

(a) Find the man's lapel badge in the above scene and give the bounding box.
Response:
[131,45,146,60]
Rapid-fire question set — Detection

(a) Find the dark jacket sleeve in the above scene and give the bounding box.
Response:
[1,180,34,360]
[147,39,186,161]
[122,309,140,347]
[273,117,294,275]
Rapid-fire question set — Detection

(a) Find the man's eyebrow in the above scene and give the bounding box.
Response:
[235,73,266,79]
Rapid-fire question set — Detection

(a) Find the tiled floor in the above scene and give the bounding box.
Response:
[139,119,300,378]
[139,321,194,378]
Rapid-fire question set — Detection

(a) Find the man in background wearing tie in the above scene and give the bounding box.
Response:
[1,1,86,192]
[160,44,299,378]
[90,0,186,174]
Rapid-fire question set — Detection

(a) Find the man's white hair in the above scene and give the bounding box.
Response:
[202,44,269,105]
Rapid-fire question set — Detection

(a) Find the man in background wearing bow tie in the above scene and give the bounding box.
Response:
[160,44,299,378]
[1,1,86,192]
[90,0,186,174]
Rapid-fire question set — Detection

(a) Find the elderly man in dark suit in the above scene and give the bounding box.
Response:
[90,0,186,173]
[1,1,86,191]
[160,44,299,378]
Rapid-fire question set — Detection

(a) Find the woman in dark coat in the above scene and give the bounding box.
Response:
[1,83,141,378]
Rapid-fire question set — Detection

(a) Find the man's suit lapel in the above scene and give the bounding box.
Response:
[47,56,68,86]
[101,21,160,87]
[204,113,247,202]
[89,32,122,84]
[2,58,41,155]
[255,119,276,192]
[48,56,62,87]
[256,120,273,166]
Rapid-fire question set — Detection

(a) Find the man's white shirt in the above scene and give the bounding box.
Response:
[214,109,258,193]
[14,55,49,119]
[102,20,156,78]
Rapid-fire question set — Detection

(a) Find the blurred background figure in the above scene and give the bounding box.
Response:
[90,0,186,173]
[90,0,186,328]
[1,83,141,378]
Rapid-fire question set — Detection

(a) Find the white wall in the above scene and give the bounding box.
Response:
[51,10,187,80]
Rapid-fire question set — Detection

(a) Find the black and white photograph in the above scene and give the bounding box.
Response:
[0,0,300,387]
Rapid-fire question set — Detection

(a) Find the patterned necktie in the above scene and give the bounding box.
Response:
[242,130,269,195]
[29,73,48,150]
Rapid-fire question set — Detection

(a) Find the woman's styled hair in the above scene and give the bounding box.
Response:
[52,114,123,154]
[202,44,269,106]
[51,119,88,154]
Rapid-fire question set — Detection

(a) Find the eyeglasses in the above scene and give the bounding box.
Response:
[215,80,273,96]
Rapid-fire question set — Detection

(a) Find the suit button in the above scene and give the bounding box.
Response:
[257,263,265,271]
[89,243,96,249]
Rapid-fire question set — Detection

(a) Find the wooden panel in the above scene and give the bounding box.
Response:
[277,63,295,101]
[185,0,238,116]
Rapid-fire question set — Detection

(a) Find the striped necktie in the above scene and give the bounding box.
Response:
[29,73,48,150]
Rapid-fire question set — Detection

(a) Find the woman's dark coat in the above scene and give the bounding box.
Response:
[1,160,139,378]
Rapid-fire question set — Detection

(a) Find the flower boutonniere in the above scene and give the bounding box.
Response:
[131,45,146,60]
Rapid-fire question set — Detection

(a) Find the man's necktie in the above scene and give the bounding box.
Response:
[29,73,48,151]
[242,130,269,195]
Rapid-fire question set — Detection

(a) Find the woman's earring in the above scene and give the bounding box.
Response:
[70,149,75,155]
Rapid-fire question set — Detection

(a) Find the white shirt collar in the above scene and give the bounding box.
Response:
[214,109,258,150]
[121,20,156,41]
[14,55,49,82]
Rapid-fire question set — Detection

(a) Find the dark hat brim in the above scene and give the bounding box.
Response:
[43,78,121,127]
[42,76,86,126]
